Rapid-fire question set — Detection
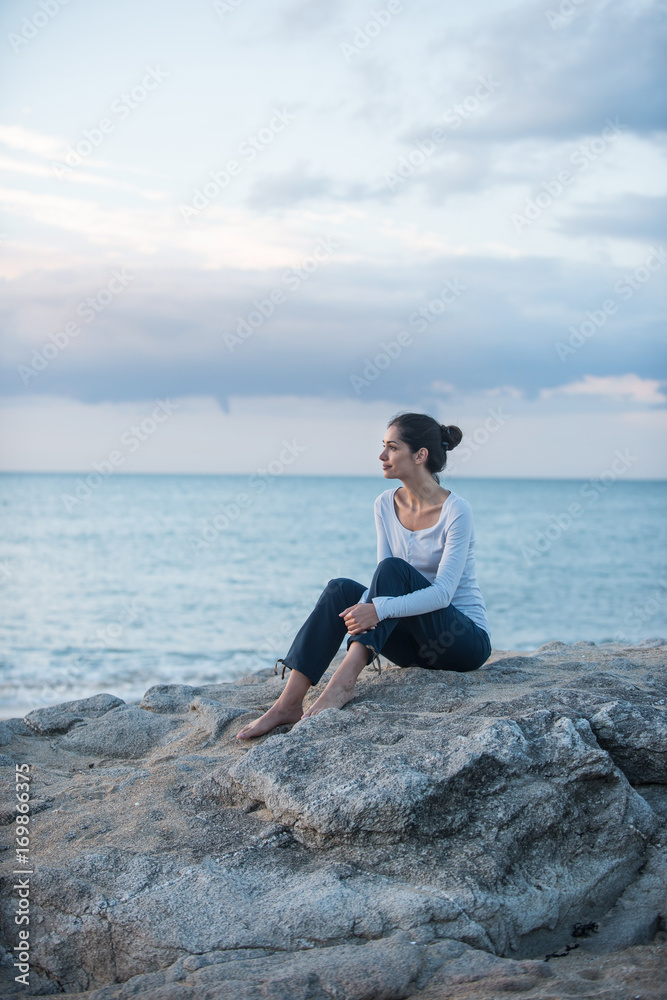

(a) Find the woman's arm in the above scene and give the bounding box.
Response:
[371,502,473,620]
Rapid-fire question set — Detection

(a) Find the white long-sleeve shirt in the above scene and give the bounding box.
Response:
[358,486,490,638]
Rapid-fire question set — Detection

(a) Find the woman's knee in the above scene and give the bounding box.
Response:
[376,556,411,577]
[326,577,364,597]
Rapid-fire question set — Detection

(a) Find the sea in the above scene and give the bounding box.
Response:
[1,473,665,720]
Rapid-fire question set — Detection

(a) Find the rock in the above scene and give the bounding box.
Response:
[224,707,657,955]
[140,680,276,715]
[411,946,554,999]
[638,784,667,822]
[228,708,645,842]
[0,718,32,745]
[534,640,572,653]
[0,638,665,999]
[0,932,548,1000]
[22,693,125,736]
[59,706,184,759]
[186,697,248,740]
[590,701,667,782]
[140,684,205,713]
[574,845,667,954]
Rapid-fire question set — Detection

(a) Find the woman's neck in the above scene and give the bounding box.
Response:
[397,479,449,510]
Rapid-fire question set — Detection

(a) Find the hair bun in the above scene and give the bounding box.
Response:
[441,423,462,452]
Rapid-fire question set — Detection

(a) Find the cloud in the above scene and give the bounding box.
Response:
[0,122,169,201]
[279,0,346,32]
[0,185,344,274]
[246,162,337,208]
[0,124,62,158]
[429,380,457,395]
[0,153,165,199]
[2,253,664,409]
[557,193,667,241]
[541,373,667,405]
[245,160,386,209]
[426,0,667,141]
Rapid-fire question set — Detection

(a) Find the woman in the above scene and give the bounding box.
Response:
[236,411,491,740]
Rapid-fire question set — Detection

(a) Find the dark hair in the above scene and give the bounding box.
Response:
[387,411,462,483]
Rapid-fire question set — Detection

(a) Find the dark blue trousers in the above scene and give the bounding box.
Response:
[274,556,492,685]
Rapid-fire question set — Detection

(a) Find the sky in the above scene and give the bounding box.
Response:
[0,0,665,478]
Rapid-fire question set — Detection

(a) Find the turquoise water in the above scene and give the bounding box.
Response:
[1,473,665,718]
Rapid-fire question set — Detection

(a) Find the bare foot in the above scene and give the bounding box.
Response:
[236,703,303,739]
[301,676,357,718]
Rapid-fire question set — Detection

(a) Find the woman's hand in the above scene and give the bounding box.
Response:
[339,602,379,635]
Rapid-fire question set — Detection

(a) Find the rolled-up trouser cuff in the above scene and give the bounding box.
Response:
[274,658,290,679]
[346,636,382,674]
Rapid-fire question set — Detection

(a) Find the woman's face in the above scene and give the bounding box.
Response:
[379,424,420,478]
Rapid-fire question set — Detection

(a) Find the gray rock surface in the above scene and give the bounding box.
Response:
[22,694,126,737]
[0,638,666,998]
[58,705,184,759]
[589,700,667,782]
